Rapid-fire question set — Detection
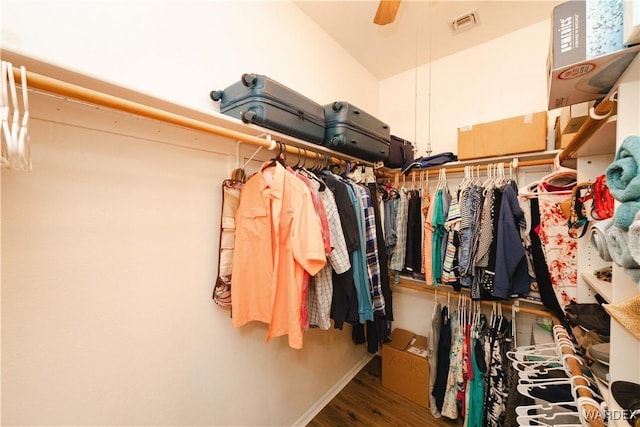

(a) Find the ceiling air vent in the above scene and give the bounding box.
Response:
[451,10,479,33]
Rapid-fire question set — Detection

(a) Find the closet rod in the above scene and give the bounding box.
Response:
[397,280,552,318]
[11,67,368,167]
[552,317,606,427]
[558,97,616,164]
[400,158,555,178]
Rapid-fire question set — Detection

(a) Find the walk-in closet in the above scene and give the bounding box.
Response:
[2,1,640,426]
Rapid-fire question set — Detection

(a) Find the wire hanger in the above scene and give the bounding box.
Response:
[262,141,286,171]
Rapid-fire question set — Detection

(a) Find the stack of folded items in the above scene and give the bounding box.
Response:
[605,135,640,282]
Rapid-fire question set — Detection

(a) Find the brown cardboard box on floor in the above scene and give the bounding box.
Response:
[381,328,430,408]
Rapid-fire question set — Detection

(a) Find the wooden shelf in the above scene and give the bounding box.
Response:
[582,270,613,303]
[573,115,617,158]
[395,275,551,318]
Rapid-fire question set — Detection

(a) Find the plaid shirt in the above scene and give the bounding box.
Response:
[309,184,351,330]
[358,185,385,316]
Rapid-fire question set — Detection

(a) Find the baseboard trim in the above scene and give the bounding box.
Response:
[292,353,375,426]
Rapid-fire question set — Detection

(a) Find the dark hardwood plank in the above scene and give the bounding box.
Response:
[307,356,463,427]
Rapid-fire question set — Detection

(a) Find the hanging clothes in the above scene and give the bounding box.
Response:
[466,313,488,427]
[390,187,409,284]
[231,161,327,349]
[484,314,512,426]
[423,186,436,286]
[440,186,452,269]
[405,189,423,275]
[308,182,351,330]
[368,183,394,328]
[442,190,462,289]
[460,183,485,288]
[473,182,497,299]
[292,170,330,331]
[428,299,442,417]
[441,308,463,420]
[527,197,566,321]
[432,189,445,284]
[477,186,504,299]
[357,185,385,316]
[493,182,532,299]
[383,192,398,251]
[324,173,359,330]
[343,180,374,323]
[536,181,578,308]
[421,184,431,277]
[432,304,451,412]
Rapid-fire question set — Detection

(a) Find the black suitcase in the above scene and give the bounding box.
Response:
[384,135,415,169]
[323,101,390,162]
[210,73,326,145]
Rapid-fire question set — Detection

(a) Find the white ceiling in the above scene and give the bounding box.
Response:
[293,0,563,80]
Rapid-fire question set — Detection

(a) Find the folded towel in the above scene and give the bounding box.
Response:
[614,200,640,230]
[605,225,640,269]
[628,211,640,265]
[590,218,614,262]
[606,135,640,202]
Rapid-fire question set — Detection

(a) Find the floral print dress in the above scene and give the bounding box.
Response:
[536,183,578,308]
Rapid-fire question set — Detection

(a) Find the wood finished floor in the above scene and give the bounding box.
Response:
[307,355,463,427]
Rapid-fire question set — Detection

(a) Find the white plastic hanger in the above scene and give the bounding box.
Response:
[1,61,12,166]
[576,395,608,426]
[516,400,577,418]
[7,62,21,164]
[520,156,577,198]
[18,65,30,170]
[516,410,581,427]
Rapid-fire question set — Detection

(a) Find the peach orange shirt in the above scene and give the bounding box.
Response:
[231,162,326,349]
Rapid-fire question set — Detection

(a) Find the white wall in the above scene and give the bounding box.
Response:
[1,0,380,114]
[1,1,380,426]
[380,20,555,156]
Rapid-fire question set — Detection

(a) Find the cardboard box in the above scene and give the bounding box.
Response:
[547,0,640,109]
[381,328,430,408]
[559,101,592,135]
[555,126,577,149]
[457,111,547,161]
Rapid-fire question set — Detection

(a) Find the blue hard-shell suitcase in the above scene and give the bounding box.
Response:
[210,73,326,145]
[323,101,390,162]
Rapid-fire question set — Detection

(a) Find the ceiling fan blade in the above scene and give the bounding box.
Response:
[373,0,401,25]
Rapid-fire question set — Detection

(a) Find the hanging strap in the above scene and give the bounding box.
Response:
[568,182,593,239]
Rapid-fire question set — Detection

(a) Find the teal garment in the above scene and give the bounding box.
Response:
[432,189,445,283]
[344,182,373,323]
[467,335,485,427]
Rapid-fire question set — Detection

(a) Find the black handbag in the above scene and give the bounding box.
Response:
[384,135,414,169]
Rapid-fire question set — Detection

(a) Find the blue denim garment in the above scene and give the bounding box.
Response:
[383,197,398,249]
